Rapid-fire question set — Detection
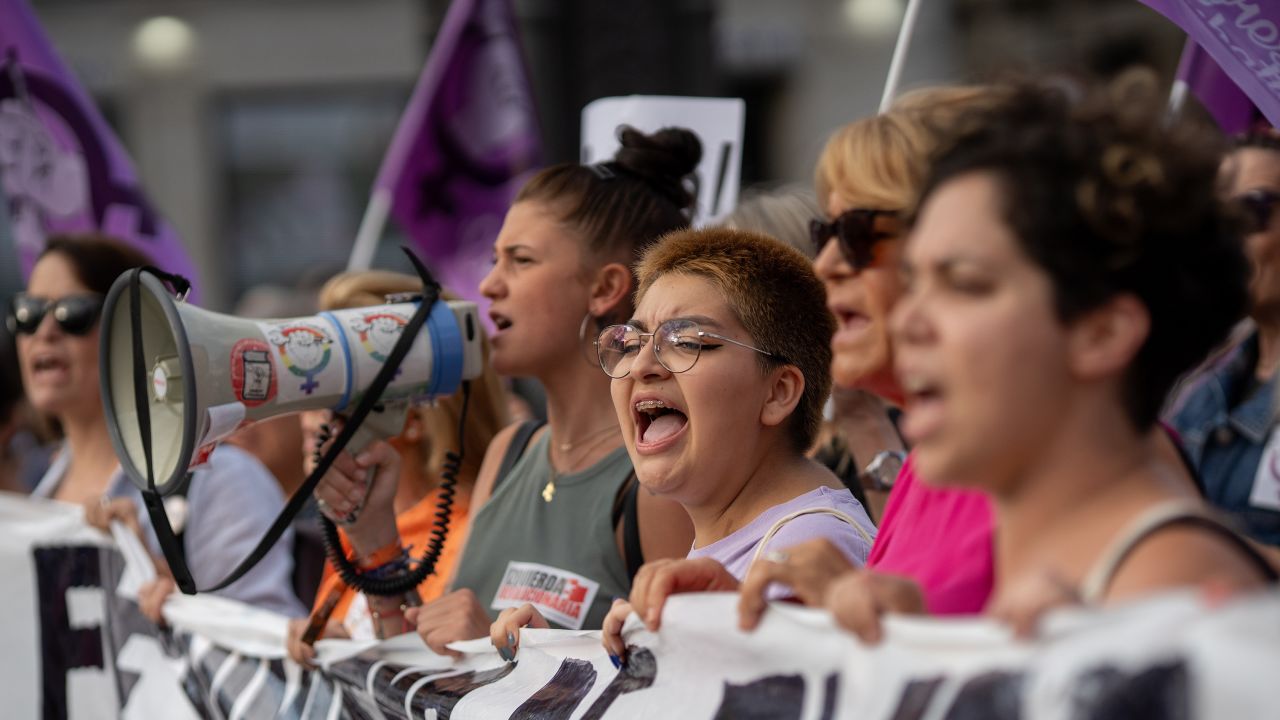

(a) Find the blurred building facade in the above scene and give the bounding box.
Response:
[1,0,1182,310]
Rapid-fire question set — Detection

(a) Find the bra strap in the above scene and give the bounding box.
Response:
[749,506,874,567]
[1079,500,1275,604]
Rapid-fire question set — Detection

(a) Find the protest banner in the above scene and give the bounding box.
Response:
[4,492,1279,719]
[0,0,198,296]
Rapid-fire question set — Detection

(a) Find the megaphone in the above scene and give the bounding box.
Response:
[100,271,484,496]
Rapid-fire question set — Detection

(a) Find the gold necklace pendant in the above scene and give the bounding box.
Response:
[541,479,556,503]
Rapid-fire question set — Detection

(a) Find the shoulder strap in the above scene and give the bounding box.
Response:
[1079,500,1279,604]
[749,506,874,567]
[167,471,194,547]
[610,473,644,580]
[491,420,545,496]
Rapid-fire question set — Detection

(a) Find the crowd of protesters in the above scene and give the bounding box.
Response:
[6,71,1280,680]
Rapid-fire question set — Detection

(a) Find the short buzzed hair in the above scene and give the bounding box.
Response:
[635,227,834,451]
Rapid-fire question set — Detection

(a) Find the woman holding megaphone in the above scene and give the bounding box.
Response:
[14,234,304,617]
[284,272,509,663]
[312,126,699,655]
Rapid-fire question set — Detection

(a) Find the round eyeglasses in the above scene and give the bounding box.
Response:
[596,318,779,379]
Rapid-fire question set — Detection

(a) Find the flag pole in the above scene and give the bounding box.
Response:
[879,0,926,113]
[347,188,392,272]
[1166,37,1196,123]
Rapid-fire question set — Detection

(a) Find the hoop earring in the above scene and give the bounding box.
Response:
[579,312,599,367]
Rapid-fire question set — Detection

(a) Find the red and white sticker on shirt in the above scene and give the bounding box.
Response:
[491,561,600,630]
[1250,428,1280,512]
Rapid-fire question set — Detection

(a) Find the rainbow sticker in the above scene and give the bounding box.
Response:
[265,323,333,394]
[349,310,409,363]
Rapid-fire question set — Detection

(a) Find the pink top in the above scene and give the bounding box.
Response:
[867,454,995,615]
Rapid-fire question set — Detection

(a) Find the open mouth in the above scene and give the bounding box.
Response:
[31,354,68,375]
[489,312,513,331]
[634,398,689,447]
[900,374,945,443]
[902,376,942,405]
[830,304,871,337]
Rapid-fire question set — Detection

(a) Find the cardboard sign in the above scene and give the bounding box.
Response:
[581,96,745,226]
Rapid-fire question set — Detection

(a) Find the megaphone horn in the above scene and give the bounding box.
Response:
[100,270,485,496]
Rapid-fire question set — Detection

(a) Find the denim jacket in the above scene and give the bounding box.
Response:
[1167,332,1280,546]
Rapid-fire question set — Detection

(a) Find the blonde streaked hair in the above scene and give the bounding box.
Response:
[815,85,1002,214]
[635,227,834,452]
[317,270,509,487]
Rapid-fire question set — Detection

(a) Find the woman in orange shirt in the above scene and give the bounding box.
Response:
[286,270,508,663]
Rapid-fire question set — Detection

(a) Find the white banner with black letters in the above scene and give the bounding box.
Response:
[3,492,1278,719]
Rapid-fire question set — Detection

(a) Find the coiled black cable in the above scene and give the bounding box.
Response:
[319,380,470,596]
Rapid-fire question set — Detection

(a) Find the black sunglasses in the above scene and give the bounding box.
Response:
[809,208,900,269]
[6,293,104,336]
[1237,189,1280,234]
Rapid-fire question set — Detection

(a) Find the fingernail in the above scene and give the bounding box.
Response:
[497,645,514,662]
[608,654,621,669]
[506,631,515,649]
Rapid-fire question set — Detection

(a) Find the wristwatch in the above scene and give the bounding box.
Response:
[860,450,906,491]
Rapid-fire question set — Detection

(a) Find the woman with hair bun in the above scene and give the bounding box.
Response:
[369,126,700,653]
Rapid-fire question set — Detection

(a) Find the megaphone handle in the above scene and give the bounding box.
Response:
[333,419,395,526]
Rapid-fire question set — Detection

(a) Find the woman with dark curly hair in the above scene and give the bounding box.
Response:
[835,79,1277,636]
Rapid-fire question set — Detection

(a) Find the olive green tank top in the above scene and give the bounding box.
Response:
[448,431,633,630]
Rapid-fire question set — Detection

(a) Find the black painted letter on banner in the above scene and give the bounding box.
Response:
[509,658,597,719]
[579,648,658,719]
[33,545,107,720]
[713,674,805,720]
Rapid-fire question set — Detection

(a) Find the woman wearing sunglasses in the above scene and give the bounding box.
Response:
[15,234,304,617]
[1167,129,1280,550]
[733,90,1005,630]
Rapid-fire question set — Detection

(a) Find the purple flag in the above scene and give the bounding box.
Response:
[1141,0,1280,130]
[1174,37,1263,133]
[370,0,541,319]
[0,0,198,295]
